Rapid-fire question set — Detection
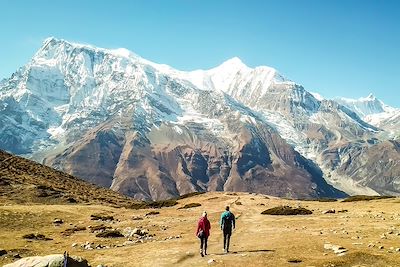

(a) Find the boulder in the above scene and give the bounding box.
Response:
[3,254,90,267]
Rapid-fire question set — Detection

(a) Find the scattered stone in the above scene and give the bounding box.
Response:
[396,248,400,252]
[123,241,135,246]
[322,209,335,214]
[379,246,384,250]
[72,243,78,247]
[338,209,348,213]
[3,254,89,267]
[208,259,216,264]
[131,216,143,220]
[53,218,64,224]
[368,243,375,248]
[0,249,7,256]
[324,243,347,256]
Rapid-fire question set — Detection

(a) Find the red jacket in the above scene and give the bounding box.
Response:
[196,216,211,237]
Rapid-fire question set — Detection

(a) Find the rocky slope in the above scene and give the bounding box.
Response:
[0,37,399,199]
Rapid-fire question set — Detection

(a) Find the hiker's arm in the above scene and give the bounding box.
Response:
[233,215,236,229]
[220,214,223,230]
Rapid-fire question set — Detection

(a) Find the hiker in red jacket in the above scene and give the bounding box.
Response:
[196,211,211,257]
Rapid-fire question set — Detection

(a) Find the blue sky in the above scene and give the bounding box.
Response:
[1,0,399,107]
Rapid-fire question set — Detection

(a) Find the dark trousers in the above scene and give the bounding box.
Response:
[200,236,208,253]
[223,230,232,251]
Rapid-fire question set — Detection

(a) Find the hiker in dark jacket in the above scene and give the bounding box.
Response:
[196,211,211,257]
[220,206,235,253]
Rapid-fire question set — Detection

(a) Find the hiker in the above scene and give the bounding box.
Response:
[196,211,211,257]
[220,206,235,253]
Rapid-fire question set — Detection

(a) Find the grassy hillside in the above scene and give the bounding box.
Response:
[0,149,140,207]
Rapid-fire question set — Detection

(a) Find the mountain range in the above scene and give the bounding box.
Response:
[1,37,399,200]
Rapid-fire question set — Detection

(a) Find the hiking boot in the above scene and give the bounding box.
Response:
[200,249,204,257]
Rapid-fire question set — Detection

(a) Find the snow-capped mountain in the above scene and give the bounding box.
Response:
[336,94,400,136]
[1,37,399,200]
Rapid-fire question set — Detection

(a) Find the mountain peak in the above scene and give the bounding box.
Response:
[362,93,377,101]
[35,37,140,62]
[217,57,248,70]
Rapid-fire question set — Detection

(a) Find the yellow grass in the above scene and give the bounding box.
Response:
[1,192,400,267]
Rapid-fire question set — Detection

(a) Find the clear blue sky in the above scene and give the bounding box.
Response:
[1,0,399,107]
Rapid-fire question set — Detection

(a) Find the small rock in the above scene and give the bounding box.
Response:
[395,248,400,252]
[132,228,140,235]
[0,249,7,256]
[322,209,335,214]
[141,229,149,235]
[72,243,78,247]
[123,241,135,246]
[379,246,384,249]
[53,218,64,224]
[208,259,216,264]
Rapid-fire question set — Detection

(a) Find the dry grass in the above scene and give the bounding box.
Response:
[0,150,142,207]
[1,192,399,267]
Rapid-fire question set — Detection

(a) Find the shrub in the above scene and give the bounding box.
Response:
[145,211,160,216]
[90,214,114,221]
[147,199,178,208]
[342,195,395,202]
[261,206,312,215]
[95,230,123,238]
[22,233,52,240]
[178,203,201,209]
[62,226,87,236]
